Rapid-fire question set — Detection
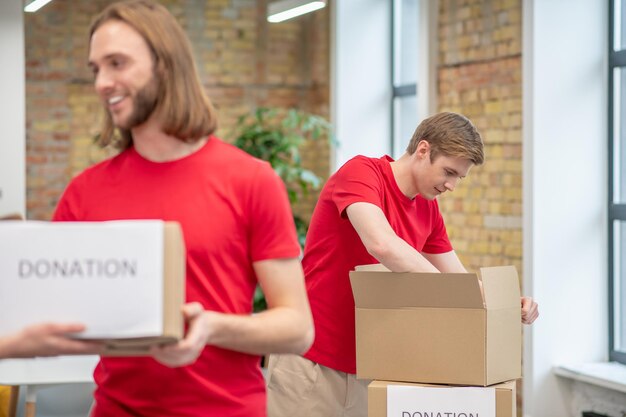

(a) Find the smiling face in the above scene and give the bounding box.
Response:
[410,140,474,200]
[88,20,159,131]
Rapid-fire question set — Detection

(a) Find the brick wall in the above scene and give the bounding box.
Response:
[25,0,329,222]
[436,0,524,414]
[437,0,523,275]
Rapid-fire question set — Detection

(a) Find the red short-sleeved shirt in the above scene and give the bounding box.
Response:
[54,137,300,417]
[302,155,452,373]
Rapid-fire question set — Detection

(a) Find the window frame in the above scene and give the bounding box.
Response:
[390,0,418,158]
[609,0,626,365]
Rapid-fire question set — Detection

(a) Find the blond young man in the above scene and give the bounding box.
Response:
[53,1,313,416]
[267,112,539,417]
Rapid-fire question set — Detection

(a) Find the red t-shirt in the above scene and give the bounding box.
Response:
[302,155,452,374]
[53,137,300,417]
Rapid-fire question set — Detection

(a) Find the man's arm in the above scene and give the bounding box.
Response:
[347,202,440,272]
[151,258,314,367]
[425,251,539,324]
[0,323,102,359]
[422,251,467,273]
[346,202,540,325]
[348,202,466,273]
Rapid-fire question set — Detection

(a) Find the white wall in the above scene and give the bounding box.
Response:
[523,1,608,416]
[331,0,392,170]
[0,0,26,216]
[0,2,96,416]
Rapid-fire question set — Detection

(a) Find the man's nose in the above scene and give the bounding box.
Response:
[94,69,113,95]
[445,178,459,191]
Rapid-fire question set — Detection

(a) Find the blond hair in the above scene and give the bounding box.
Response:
[90,0,217,149]
[406,112,484,165]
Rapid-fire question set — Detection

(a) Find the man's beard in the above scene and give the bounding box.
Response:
[115,76,159,130]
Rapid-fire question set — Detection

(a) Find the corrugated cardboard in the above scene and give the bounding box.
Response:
[350,266,521,386]
[0,219,186,355]
[368,380,516,417]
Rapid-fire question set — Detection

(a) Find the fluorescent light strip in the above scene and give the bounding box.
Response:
[24,0,54,12]
[268,1,326,23]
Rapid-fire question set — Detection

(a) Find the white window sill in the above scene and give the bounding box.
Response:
[553,362,626,394]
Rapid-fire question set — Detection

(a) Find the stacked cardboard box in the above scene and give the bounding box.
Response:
[350,265,522,417]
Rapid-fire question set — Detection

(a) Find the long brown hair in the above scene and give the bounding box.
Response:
[406,112,484,165]
[90,0,217,149]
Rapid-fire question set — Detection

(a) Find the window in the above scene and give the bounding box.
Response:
[391,0,418,158]
[609,0,626,364]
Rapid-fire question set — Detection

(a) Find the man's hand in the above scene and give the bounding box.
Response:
[152,258,313,365]
[151,302,212,367]
[521,297,539,324]
[0,322,103,359]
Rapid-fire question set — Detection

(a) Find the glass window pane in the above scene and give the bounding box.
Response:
[394,0,418,85]
[615,0,626,51]
[614,221,626,353]
[393,95,418,158]
[612,67,626,203]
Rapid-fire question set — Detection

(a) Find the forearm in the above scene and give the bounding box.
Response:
[0,323,99,359]
[202,306,313,356]
[369,235,440,273]
[347,203,441,273]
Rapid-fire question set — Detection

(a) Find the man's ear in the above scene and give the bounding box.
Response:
[416,140,430,159]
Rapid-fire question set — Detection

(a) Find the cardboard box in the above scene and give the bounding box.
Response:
[0,220,186,355]
[350,265,521,386]
[368,380,516,417]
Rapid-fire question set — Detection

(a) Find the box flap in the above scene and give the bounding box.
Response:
[355,263,391,271]
[480,266,520,309]
[350,271,484,309]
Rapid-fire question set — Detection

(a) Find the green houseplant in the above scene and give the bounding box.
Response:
[230,107,332,311]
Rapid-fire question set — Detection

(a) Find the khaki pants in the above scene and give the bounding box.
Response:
[266,354,370,417]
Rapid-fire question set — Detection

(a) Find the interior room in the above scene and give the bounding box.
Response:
[0,0,623,416]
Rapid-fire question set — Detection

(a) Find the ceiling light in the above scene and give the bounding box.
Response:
[24,0,54,13]
[267,0,326,23]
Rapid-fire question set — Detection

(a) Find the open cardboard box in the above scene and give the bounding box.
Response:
[368,379,516,417]
[0,218,186,355]
[350,265,521,386]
